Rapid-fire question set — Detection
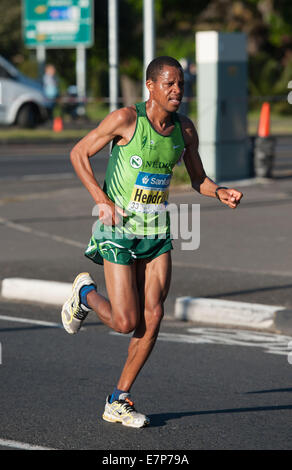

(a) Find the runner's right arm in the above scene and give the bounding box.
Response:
[70,107,136,225]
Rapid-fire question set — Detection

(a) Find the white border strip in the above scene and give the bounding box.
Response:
[0,438,55,450]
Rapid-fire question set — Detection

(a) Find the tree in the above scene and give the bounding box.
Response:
[0,0,23,59]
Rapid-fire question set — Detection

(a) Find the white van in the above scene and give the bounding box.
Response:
[0,56,49,128]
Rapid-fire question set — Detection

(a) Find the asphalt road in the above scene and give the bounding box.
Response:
[0,142,108,181]
[0,299,291,451]
[0,138,292,451]
[0,139,292,311]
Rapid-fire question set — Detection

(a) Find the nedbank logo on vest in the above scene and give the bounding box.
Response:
[145,161,172,171]
[130,155,142,169]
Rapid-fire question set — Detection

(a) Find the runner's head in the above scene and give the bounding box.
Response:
[146,56,184,112]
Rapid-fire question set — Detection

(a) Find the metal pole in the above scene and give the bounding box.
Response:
[76,45,86,98]
[143,0,155,101]
[108,0,119,112]
[36,45,46,83]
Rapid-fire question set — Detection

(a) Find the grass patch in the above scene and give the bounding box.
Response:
[248,112,292,135]
[85,102,109,122]
[0,110,290,144]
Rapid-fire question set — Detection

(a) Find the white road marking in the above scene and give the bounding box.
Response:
[2,313,290,357]
[0,216,84,248]
[1,312,290,357]
[0,314,61,328]
[111,327,292,356]
[0,438,54,450]
[0,314,88,332]
[0,211,291,278]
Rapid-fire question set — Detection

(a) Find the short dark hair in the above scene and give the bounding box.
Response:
[146,56,183,81]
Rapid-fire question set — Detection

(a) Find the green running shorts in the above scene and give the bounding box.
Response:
[84,231,173,266]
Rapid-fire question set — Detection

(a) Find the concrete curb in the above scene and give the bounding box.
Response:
[175,296,292,334]
[1,278,292,335]
[1,278,72,306]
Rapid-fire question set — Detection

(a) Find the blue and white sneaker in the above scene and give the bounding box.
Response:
[61,272,96,334]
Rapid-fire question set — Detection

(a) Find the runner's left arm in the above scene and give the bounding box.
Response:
[180,116,243,209]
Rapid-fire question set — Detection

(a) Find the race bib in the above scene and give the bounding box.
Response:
[127,172,172,214]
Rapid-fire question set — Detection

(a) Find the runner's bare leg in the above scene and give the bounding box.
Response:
[116,251,172,392]
[85,252,171,393]
[86,261,140,332]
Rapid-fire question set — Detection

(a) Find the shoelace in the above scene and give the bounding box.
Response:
[72,295,87,320]
[117,397,136,413]
[73,306,87,320]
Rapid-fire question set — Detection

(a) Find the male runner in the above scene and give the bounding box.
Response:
[61,56,243,428]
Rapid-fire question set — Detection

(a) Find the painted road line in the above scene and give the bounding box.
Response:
[0,314,62,328]
[0,438,55,450]
[0,216,84,249]
[1,207,291,278]
[1,311,291,357]
[111,327,292,357]
[175,296,286,329]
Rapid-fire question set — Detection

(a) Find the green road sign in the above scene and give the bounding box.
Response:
[23,0,93,47]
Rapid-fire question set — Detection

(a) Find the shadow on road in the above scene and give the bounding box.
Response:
[245,387,292,394]
[148,404,292,427]
[208,283,292,300]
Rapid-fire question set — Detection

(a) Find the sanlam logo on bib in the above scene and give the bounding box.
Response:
[135,172,171,189]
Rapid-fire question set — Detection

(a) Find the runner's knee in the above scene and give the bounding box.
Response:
[113,315,139,335]
[146,303,164,326]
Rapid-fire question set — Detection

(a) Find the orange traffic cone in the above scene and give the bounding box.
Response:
[53,116,63,132]
[258,102,270,138]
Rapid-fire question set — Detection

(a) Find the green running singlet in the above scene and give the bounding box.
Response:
[94,101,185,238]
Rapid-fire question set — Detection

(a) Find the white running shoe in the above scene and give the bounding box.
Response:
[102,393,150,428]
[61,272,96,335]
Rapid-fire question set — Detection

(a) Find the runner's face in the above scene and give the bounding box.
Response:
[147,66,184,112]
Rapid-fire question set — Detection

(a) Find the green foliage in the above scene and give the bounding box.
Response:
[85,101,109,123]
[248,52,280,96]
[0,0,22,58]
[120,57,143,81]
[18,58,39,80]
[268,12,290,46]
[157,36,195,62]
